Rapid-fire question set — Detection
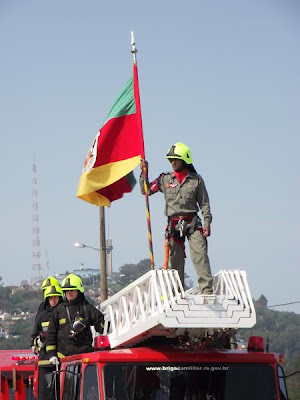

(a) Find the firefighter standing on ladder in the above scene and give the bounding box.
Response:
[140,142,213,294]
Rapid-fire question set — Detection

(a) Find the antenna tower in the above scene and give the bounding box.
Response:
[32,156,43,284]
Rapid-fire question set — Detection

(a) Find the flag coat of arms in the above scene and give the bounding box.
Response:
[77,64,145,206]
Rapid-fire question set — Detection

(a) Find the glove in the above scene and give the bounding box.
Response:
[37,337,44,348]
[49,356,59,365]
[31,346,38,355]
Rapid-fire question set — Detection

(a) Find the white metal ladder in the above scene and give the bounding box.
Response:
[100,269,256,349]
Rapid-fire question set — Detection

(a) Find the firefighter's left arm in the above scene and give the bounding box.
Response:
[31,318,40,346]
[196,176,212,228]
[89,305,105,334]
[31,316,42,354]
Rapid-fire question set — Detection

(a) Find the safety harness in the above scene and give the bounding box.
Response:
[165,214,203,256]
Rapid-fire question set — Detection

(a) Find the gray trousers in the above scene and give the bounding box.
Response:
[168,229,213,294]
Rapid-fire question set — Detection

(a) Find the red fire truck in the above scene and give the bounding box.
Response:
[1,269,291,399]
[51,269,288,400]
[56,335,288,400]
[0,350,37,400]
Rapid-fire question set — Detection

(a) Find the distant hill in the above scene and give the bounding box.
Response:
[240,295,300,400]
[240,295,300,366]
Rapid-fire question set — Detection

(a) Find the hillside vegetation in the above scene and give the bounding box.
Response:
[0,267,299,399]
[240,295,300,400]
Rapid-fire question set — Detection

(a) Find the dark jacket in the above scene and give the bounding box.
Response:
[31,303,60,366]
[34,301,46,322]
[46,294,104,358]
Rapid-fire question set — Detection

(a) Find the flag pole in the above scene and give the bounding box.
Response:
[99,206,108,302]
[131,32,155,270]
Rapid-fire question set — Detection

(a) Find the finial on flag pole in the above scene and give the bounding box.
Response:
[131,31,137,64]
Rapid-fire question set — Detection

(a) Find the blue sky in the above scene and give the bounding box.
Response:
[0,0,299,313]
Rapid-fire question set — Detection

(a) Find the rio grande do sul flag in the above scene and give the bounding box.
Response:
[77,64,145,206]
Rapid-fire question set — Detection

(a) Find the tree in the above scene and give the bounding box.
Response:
[256,294,268,307]
[119,259,151,285]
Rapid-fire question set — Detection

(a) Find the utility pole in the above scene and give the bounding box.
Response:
[99,207,107,301]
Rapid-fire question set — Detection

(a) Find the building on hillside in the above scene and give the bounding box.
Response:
[0,328,9,339]
[0,313,12,321]
[73,267,99,278]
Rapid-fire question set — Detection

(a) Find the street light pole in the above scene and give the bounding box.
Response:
[99,207,108,302]
[74,242,99,252]
[74,234,108,301]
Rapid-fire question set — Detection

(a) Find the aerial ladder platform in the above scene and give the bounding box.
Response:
[100,269,256,349]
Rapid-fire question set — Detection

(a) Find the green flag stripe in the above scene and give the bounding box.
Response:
[104,76,136,124]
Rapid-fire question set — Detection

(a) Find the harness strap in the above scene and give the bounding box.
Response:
[66,306,73,328]
[66,304,88,328]
[167,214,201,239]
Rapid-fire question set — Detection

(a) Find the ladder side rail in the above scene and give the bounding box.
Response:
[212,271,222,295]
[217,271,229,297]
[157,270,171,310]
[217,270,226,295]
[151,274,163,315]
[130,290,140,324]
[163,271,176,303]
[110,304,119,335]
[144,282,152,319]
[107,304,116,333]
[213,270,226,296]
[147,273,158,317]
[174,269,185,294]
[149,278,156,317]
[103,315,110,335]
[115,295,123,334]
[129,287,138,326]
[167,270,181,299]
[105,301,121,334]
[101,270,154,308]
[111,294,143,339]
[222,271,236,299]
[125,291,134,327]
[136,285,146,321]
[121,295,131,330]
[224,270,238,298]
[131,283,148,326]
[163,271,177,304]
[131,286,140,322]
[168,270,184,298]
[123,288,143,330]
[240,270,256,313]
[228,270,244,306]
[232,270,249,309]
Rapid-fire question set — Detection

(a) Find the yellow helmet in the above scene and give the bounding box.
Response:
[166,142,193,165]
[61,274,84,293]
[44,284,63,299]
[41,276,60,291]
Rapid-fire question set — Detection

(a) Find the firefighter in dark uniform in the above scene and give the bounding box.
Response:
[46,274,104,364]
[31,284,63,400]
[140,142,213,294]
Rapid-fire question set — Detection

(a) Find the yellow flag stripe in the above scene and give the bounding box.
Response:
[77,156,141,206]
